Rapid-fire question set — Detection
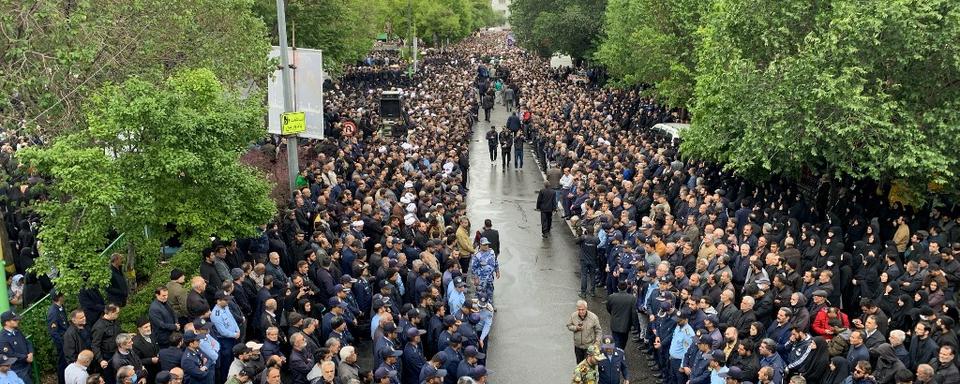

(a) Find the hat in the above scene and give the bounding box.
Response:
[192,318,212,331]
[379,347,403,359]
[233,343,252,357]
[659,275,674,284]
[586,345,605,361]
[612,232,623,242]
[374,367,397,380]
[215,291,231,301]
[404,181,414,189]
[183,331,200,342]
[627,220,637,227]
[704,314,719,324]
[383,322,398,333]
[659,300,674,311]
[406,328,427,338]
[351,220,364,228]
[812,290,829,298]
[0,311,20,323]
[479,237,491,245]
[454,277,466,288]
[170,269,184,280]
[155,371,172,384]
[698,335,713,345]
[448,334,465,345]
[429,369,448,379]
[463,346,486,359]
[340,275,358,284]
[230,268,244,280]
[443,315,458,327]
[705,350,725,362]
[333,284,347,293]
[469,365,488,379]
[468,313,481,324]
[245,341,263,351]
[600,335,615,349]
[719,366,743,380]
[240,367,258,378]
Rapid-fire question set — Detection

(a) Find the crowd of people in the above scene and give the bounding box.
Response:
[474,29,960,384]
[1,33,534,384]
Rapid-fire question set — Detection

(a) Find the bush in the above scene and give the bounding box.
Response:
[118,245,200,330]
[19,295,56,375]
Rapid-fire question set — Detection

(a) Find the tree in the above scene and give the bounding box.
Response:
[1,0,271,135]
[594,0,706,107]
[509,0,607,61]
[18,69,276,295]
[682,0,960,195]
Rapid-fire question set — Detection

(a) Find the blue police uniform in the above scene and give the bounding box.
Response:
[180,347,212,384]
[47,302,68,379]
[598,347,629,384]
[0,327,33,384]
[441,346,462,384]
[0,370,25,384]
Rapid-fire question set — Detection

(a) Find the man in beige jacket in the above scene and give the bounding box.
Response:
[567,300,602,363]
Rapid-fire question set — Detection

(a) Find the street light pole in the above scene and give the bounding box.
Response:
[276,0,299,195]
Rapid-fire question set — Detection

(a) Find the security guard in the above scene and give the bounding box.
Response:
[571,345,604,384]
[47,290,68,384]
[180,332,212,384]
[0,311,33,384]
[597,336,629,384]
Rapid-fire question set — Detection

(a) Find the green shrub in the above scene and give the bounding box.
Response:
[118,245,200,330]
[19,295,56,374]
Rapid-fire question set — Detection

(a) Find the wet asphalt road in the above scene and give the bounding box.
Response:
[467,104,656,384]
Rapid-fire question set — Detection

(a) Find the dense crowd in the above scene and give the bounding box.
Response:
[0,34,525,384]
[480,30,960,384]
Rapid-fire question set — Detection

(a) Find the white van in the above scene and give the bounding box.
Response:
[651,123,690,140]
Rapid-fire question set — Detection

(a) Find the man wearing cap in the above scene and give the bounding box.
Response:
[448,278,467,315]
[442,336,463,384]
[597,335,629,384]
[166,270,189,322]
[469,238,499,305]
[683,335,712,384]
[131,318,160,382]
[224,366,254,384]
[181,332,212,384]
[571,345,605,384]
[149,287,179,349]
[375,323,400,370]
[705,350,729,384]
[668,309,695,384]
[189,320,220,372]
[211,291,240,383]
[378,346,403,384]
[457,346,484,380]
[718,366,743,384]
[374,366,398,384]
[226,344,254,380]
[0,355,23,384]
[402,328,427,384]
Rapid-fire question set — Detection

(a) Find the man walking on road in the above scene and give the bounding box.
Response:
[536,181,557,237]
[479,219,501,257]
[499,128,512,170]
[606,282,638,350]
[482,91,494,122]
[567,300,602,363]
[485,127,498,163]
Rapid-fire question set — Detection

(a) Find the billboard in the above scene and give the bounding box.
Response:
[267,47,326,139]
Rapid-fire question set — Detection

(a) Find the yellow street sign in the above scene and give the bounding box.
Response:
[281,112,306,135]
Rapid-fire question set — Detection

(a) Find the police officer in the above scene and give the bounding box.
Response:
[47,290,68,384]
[597,336,629,384]
[469,238,499,306]
[0,311,33,384]
[571,345,605,384]
[180,332,212,384]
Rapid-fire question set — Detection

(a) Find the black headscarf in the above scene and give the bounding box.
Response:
[802,336,831,383]
[823,356,851,384]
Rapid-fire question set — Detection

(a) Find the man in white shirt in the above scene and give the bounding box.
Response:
[65,350,93,384]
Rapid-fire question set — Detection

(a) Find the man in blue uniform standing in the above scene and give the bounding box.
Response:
[598,335,629,384]
[469,238,499,306]
[0,311,33,384]
[47,290,68,384]
[180,332,212,384]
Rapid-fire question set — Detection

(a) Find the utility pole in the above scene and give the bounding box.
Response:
[276,0,298,195]
[407,0,417,73]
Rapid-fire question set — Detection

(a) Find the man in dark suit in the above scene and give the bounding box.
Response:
[479,219,501,257]
[606,281,639,349]
[535,181,558,237]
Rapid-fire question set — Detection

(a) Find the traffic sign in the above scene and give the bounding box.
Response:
[281,112,306,135]
[342,120,358,136]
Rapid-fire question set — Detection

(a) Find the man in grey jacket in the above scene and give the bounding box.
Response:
[567,300,602,363]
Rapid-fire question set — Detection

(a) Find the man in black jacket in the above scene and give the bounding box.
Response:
[148,287,179,348]
[105,253,129,307]
[535,181,557,237]
[132,318,160,382]
[91,304,121,378]
[485,126,499,163]
[62,309,91,364]
[479,219,501,257]
[606,281,639,349]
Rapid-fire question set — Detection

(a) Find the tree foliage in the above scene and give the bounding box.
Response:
[681,0,960,192]
[0,0,271,135]
[380,0,503,46]
[594,0,705,107]
[509,0,607,61]
[18,69,275,295]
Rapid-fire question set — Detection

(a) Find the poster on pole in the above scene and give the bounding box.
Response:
[268,47,326,139]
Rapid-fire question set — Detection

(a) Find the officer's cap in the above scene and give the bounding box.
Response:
[183,331,200,343]
[479,237,491,245]
[429,369,448,379]
[600,335,615,350]
[719,366,743,380]
[463,346,486,359]
[374,367,397,380]
[469,365,488,379]
[383,322,398,333]
[0,311,19,323]
[405,327,426,338]
[380,347,403,359]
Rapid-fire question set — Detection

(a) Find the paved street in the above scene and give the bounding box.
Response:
[467,104,654,384]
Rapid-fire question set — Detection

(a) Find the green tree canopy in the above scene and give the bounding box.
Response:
[509,0,607,61]
[1,0,270,135]
[681,0,960,194]
[18,69,275,295]
[594,0,705,107]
